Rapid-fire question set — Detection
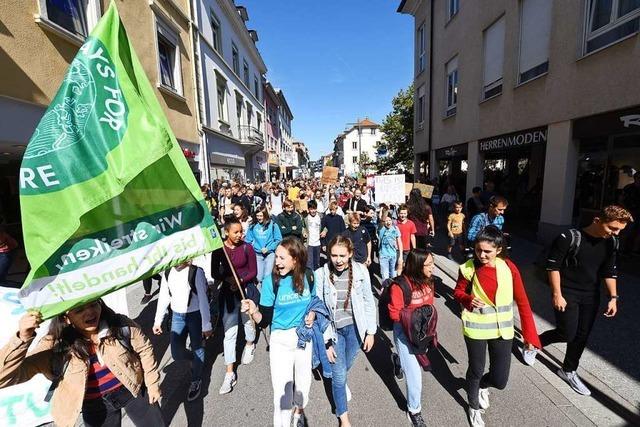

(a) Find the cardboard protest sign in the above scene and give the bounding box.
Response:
[321,166,339,184]
[405,183,413,196]
[413,183,435,199]
[374,175,406,205]
[18,3,222,319]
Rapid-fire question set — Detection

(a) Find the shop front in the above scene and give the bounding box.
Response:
[206,132,246,182]
[268,151,280,181]
[435,143,468,198]
[178,141,201,184]
[478,126,547,236]
[573,105,640,226]
[252,151,268,183]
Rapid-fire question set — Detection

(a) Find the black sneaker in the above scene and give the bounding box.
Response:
[391,353,404,381]
[187,379,202,401]
[140,294,153,304]
[407,411,427,427]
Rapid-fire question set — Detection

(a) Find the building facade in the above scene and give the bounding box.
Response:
[399,0,640,241]
[264,81,281,180]
[277,89,296,179]
[293,141,310,179]
[332,118,384,177]
[194,0,267,182]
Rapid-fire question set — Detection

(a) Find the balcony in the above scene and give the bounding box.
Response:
[238,125,264,153]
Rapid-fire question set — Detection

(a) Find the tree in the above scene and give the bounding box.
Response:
[376,84,414,173]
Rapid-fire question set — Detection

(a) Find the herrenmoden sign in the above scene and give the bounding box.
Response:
[479,127,547,152]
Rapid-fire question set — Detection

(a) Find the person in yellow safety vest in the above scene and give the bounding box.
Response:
[454,226,541,427]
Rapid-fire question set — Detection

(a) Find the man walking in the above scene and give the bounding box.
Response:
[535,205,633,396]
[466,196,508,245]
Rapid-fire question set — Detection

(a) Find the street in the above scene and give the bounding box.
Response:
[123,236,640,426]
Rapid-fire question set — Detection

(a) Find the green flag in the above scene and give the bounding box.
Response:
[18,3,221,319]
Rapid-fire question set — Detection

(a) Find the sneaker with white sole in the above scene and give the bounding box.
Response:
[406,411,427,427]
[557,369,591,396]
[478,387,490,409]
[219,372,237,395]
[522,347,538,366]
[187,379,202,401]
[241,343,256,365]
[468,408,485,427]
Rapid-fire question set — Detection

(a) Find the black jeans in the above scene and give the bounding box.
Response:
[539,289,600,372]
[81,386,164,427]
[464,336,512,410]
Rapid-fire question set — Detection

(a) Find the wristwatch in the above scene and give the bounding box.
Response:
[610,295,619,300]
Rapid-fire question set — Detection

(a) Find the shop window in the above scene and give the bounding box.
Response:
[519,0,551,84]
[482,16,505,100]
[584,0,640,54]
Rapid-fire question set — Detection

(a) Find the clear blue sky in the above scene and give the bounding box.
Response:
[242,0,414,160]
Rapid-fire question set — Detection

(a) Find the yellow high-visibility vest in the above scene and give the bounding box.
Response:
[460,258,514,340]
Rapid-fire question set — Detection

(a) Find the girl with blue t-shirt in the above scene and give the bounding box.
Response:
[378,215,403,280]
[245,206,282,287]
[241,237,314,427]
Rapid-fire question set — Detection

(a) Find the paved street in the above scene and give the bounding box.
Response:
[122,236,640,426]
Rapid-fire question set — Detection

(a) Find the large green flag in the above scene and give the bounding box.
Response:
[18,3,221,319]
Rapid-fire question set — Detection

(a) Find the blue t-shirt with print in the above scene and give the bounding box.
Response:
[378,226,400,259]
[260,273,312,331]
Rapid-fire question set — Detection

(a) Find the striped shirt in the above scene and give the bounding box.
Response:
[333,269,354,329]
[84,345,122,400]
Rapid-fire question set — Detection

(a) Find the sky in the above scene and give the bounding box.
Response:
[241,0,414,160]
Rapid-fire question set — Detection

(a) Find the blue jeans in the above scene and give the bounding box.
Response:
[0,251,14,282]
[170,311,205,381]
[393,323,422,414]
[379,255,397,281]
[256,252,275,284]
[331,324,361,417]
[307,245,321,271]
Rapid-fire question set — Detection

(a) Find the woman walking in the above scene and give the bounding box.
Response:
[245,205,282,288]
[453,226,540,427]
[315,236,377,427]
[0,300,163,427]
[241,237,314,427]
[406,189,435,249]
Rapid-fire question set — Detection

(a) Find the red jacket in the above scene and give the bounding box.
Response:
[388,277,434,323]
[454,258,541,348]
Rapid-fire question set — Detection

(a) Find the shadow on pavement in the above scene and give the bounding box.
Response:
[364,329,408,412]
[429,344,467,409]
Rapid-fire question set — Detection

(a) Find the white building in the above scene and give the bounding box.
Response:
[194,0,267,182]
[333,118,384,176]
[277,89,296,178]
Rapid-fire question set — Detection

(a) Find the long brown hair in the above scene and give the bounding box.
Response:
[328,235,354,310]
[403,249,434,293]
[273,236,308,295]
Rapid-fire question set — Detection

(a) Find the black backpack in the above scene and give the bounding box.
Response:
[378,276,412,331]
[164,265,199,305]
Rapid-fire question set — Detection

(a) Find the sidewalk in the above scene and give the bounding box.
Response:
[433,234,640,426]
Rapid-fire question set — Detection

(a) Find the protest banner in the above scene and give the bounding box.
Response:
[0,286,128,426]
[405,183,413,196]
[17,3,222,319]
[366,175,375,188]
[321,166,339,185]
[374,174,406,205]
[294,199,308,213]
[413,183,435,199]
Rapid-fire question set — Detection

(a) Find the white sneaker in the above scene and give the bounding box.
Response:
[522,347,538,366]
[478,388,490,409]
[241,343,256,365]
[557,369,591,396]
[218,372,237,395]
[346,384,352,402]
[468,408,485,427]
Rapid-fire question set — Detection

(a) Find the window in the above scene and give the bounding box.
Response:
[353,156,358,164]
[247,103,253,127]
[519,0,551,83]
[216,78,227,122]
[156,19,182,94]
[254,76,260,100]
[43,0,90,37]
[243,60,250,86]
[371,128,376,135]
[417,23,426,73]
[417,85,426,125]
[445,56,458,116]
[448,0,460,21]
[236,95,243,126]
[232,43,240,75]
[210,10,222,53]
[352,141,358,150]
[585,0,640,53]
[482,16,505,99]
[257,112,262,131]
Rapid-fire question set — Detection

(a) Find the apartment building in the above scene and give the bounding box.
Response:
[332,118,384,177]
[399,0,640,241]
[293,141,310,179]
[194,0,267,182]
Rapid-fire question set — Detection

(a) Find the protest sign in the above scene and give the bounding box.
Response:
[0,286,128,426]
[413,183,435,199]
[294,199,308,213]
[18,3,222,319]
[321,167,339,185]
[405,183,413,196]
[374,175,406,205]
[366,175,375,188]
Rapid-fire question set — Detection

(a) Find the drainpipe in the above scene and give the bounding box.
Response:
[427,0,434,181]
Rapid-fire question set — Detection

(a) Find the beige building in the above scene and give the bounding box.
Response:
[399,0,640,241]
[0,0,201,278]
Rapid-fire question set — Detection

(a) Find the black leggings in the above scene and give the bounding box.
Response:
[539,290,599,372]
[464,336,512,410]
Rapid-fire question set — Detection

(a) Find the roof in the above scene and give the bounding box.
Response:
[357,118,378,127]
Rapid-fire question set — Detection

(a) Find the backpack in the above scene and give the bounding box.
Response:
[45,322,132,402]
[164,265,199,305]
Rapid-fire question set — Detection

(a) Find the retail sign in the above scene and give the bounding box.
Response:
[479,127,547,152]
[17,3,222,319]
[375,174,406,205]
[620,115,640,128]
[573,105,640,138]
[436,143,468,159]
[210,153,245,167]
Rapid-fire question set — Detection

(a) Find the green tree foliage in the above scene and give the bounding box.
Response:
[376,84,414,173]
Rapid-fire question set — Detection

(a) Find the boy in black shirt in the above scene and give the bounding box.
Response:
[534,205,633,396]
